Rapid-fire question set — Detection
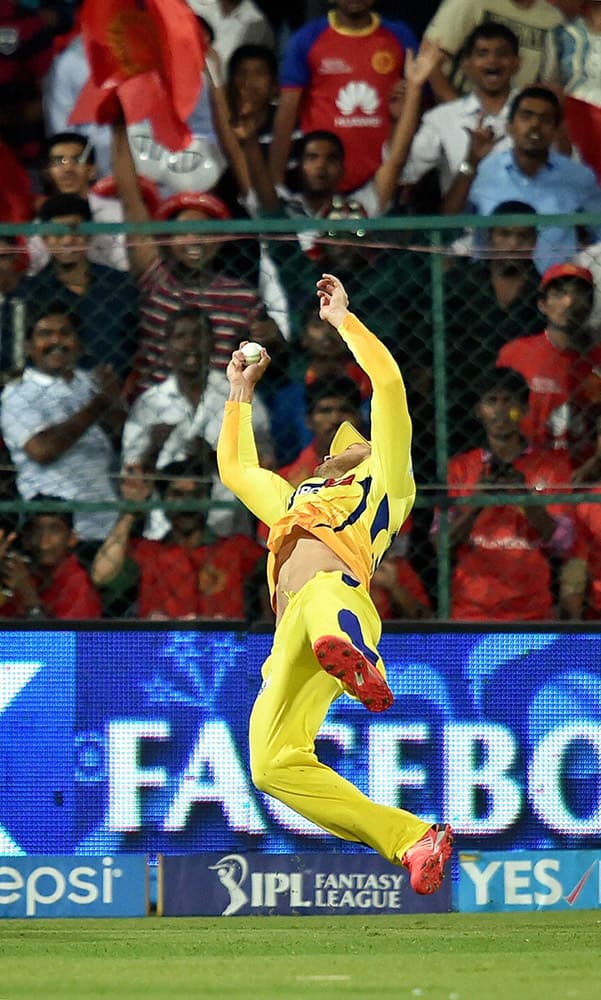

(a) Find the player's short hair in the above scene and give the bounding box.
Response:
[21,495,74,530]
[509,86,561,125]
[38,193,92,221]
[26,301,80,339]
[490,200,537,217]
[164,307,214,341]
[155,458,215,498]
[298,130,345,162]
[487,201,538,242]
[227,43,278,81]
[46,132,96,164]
[305,375,362,415]
[476,367,530,406]
[462,21,519,57]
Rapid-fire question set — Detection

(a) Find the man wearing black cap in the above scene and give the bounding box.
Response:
[497,261,601,462]
[218,273,453,896]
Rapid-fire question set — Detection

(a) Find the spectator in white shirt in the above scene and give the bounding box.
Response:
[0,304,124,544]
[402,22,519,199]
[121,307,271,539]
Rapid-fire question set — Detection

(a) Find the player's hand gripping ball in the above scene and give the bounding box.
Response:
[241,342,263,365]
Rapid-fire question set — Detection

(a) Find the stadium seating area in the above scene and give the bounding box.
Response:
[2,0,601,622]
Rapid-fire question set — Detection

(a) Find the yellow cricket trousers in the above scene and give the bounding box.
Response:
[249,571,430,864]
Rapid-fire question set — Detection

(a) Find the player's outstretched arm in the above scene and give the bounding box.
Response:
[317,274,414,501]
[217,343,293,527]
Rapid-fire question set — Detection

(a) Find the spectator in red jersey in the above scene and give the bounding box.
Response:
[370,530,432,620]
[278,375,363,488]
[0,496,101,619]
[431,367,576,620]
[563,415,601,618]
[91,460,267,620]
[496,262,601,464]
[239,38,442,230]
[269,0,417,194]
[0,139,34,222]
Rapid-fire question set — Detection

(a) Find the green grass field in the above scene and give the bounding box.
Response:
[1,912,601,999]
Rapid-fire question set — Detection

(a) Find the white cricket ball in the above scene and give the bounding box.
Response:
[241,342,262,365]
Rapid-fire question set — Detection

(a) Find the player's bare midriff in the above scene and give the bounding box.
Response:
[274,526,356,624]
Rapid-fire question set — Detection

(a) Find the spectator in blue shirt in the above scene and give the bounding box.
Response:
[443,86,601,273]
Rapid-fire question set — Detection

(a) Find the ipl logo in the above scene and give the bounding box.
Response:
[208,854,249,916]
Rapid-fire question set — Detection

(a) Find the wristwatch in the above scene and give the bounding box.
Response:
[458,160,476,178]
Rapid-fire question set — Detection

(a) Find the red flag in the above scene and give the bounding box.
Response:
[564,95,601,184]
[69,0,206,151]
[0,141,35,223]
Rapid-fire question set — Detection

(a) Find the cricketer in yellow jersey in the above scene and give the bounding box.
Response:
[217,273,453,894]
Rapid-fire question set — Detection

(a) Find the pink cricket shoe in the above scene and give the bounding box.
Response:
[313,635,394,713]
[402,824,454,895]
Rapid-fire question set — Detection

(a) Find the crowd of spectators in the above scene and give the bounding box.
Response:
[2,0,601,623]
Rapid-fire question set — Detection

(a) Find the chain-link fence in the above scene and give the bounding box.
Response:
[1,211,601,622]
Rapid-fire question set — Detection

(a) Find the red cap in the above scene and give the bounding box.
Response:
[154,192,231,221]
[539,262,593,291]
[92,175,162,217]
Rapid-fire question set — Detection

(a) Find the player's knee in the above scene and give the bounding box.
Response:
[249,744,274,793]
[250,759,278,794]
[250,745,292,795]
[251,763,273,794]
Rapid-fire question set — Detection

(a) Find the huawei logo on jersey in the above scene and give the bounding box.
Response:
[335,81,380,117]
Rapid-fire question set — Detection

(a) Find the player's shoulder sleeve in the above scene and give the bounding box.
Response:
[381,19,418,53]
[217,401,292,526]
[496,336,520,368]
[138,255,165,292]
[574,159,601,212]
[468,150,503,209]
[1,378,49,449]
[448,448,482,492]
[337,312,414,500]
[279,17,329,88]
[423,0,479,54]
[525,446,569,482]
[402,108,443,182]
[237,534,266,571]
[543,449,573,487]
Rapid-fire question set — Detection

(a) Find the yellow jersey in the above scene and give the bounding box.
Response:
[217,312,415,600]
